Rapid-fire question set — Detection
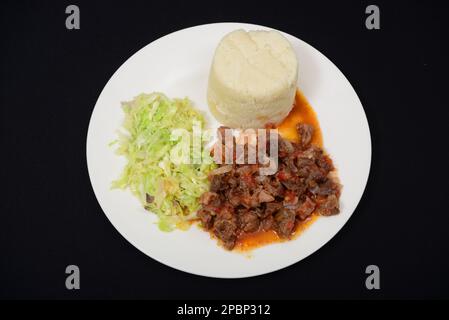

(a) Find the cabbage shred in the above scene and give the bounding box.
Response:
[112,93,216,231]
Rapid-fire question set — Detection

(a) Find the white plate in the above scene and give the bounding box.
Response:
[86,23,371,278]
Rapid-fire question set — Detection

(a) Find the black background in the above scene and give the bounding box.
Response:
[1,0,448,299]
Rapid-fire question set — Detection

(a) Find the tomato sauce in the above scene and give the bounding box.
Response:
[278,90,323,147]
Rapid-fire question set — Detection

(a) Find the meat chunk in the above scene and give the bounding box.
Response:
[239,211,260,233]
[239,190,260,208]
[296,196,316,220]
[199,191,220,206]
[284,157,298,174]
[279,138,295,155]
[311,179,340,196]
[213,212,238,249]
[297,123,314,147]
[300,145,322,160]
[274,209,296,238]
[258,189,275,203]
[261,215,275,231]
[264,202,283,216]
[197,208,214,229]
[283,190,299,211]
[316,154,334,172]
[263,178,284,197]
[316,194,340,216]
[281,176,306,194]
[210,175,223,193]
[308,165,328,183]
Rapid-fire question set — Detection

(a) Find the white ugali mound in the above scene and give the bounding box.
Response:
[207,29,298,128]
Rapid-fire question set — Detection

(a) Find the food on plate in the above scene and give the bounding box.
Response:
[277,90,323,145]
[111,92,216,231]
[110,29,342,252]
[198,121,341,250]
[207,29,298,128]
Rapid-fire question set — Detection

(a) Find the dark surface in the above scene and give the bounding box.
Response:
[1,0,448,299]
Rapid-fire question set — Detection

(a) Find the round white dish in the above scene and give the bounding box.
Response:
[86,22,371,278]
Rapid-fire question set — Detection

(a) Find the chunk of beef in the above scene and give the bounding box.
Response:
[316,194,340,216]
[274,209,296,238]
[213,211,238,249]
[239,210,260,233]
[263,178,284,197]
[311,179,340,196]
[307,165,328,183]
[296,157,315,168]
[283,191,300,211]
[210,175,223,193]
[281,176,306,194]
[296,196,316,220]
[284,156,298,174]
[240,191,260,208]
[199,191,220,207]
[197,208,214,229]
[300,145,322,160]
[276,168,294,183]
[227,188,243,207]
[261,215,275,231]
[227,176,238,188]
[316,154,334,172]
[258,189,275,203]
[297,123,314,147]
[279,138,295,156]
[255,174,268,184]
[264,202,283,216]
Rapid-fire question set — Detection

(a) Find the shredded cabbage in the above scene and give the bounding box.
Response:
[112,92,215,231]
